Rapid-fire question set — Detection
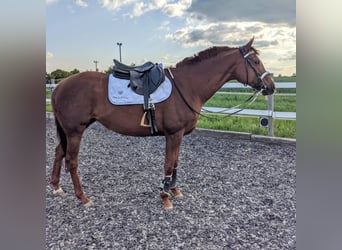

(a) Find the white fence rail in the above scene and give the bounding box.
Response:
[202,82,296,136]
[46,82,296,136]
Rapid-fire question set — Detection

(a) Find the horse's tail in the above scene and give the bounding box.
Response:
[54,116,67,154]
[51,88,67,154]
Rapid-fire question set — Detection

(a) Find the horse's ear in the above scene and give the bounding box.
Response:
[245,37,255,51]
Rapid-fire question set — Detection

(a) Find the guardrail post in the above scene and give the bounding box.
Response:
[268,95,274,136]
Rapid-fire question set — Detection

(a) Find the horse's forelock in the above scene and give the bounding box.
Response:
[251,46,259,55]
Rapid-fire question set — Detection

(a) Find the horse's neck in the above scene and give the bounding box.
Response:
[176,52,238,105]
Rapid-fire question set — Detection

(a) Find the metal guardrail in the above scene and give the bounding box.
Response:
[46,82,296,136]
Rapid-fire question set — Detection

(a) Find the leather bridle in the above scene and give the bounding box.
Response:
[239,46,272,91]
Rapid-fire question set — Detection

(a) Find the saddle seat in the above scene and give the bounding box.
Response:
[113,59,155,73]
[113,59,165,96]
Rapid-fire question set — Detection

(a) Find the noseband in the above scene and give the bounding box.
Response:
[239,47,271,90]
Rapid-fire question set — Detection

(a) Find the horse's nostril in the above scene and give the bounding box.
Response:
[262,86,274,95]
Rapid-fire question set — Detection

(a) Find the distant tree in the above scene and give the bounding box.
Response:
[105,66,113,74]
[50,69,69,79]
[70,68,80,75]
[49,68,81,80]
[46,72,51,80]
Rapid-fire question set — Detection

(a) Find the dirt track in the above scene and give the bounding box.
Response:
[46,117,296,249]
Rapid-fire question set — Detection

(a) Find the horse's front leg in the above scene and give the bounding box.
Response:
[161,132,184,209]
[170,168,183,198]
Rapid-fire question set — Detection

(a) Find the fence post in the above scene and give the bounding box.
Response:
[50,79,55,95]
[268,95,274,136]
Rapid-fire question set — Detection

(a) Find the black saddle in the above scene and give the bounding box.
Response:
[112,59,166,135]
[113,59,165,96]
[113,60,155,73]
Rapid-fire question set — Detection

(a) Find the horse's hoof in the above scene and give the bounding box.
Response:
[83,199,94,207]
[174,193,184,198]
[171,188,183,198]
[53,187,64,195]
[160,191,173,209]
[163,199,173,210]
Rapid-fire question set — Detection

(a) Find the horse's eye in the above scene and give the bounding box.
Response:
[254,60,260,65]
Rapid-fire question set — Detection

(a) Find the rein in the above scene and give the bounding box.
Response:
[201,89,263,117]
[167,68,204,117]
[167,68,262,120]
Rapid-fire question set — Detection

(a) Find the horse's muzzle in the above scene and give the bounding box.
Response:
[261,85,275,95]
[260,75,275,95]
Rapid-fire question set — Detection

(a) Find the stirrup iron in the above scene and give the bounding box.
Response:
[140,112,151,128]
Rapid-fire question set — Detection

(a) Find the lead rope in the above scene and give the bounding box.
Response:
[167,68,262,120]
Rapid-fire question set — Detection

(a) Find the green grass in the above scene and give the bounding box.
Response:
[205,94,296,112]
[229,75,296,83]
[273,75,296,82]
[46,89,53,112]
[46,104,52,112]
[200,86,296,138]
[197,115,296,138]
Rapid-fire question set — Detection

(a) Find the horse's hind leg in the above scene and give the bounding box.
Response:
[50,143,65,195]
[66,135,93,206]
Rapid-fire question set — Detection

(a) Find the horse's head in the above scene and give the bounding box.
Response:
[237,37,275,95]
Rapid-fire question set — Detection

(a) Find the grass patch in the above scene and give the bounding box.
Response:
[205,94,296,112]
[197,114,296,138]
[46,104,52,112]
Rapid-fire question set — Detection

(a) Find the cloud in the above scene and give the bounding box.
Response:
[99,0,295,26]
[188,0,296,26]
[46,52,54,59]
[99,0,136,10]
[100,0,191,18]
[165,21,284,48]
[278,51,296,61]
[162,0,191,17]
[47,0,88,8]
[76,0,88,8]
[131,0,191,17]
[164,19,296,75]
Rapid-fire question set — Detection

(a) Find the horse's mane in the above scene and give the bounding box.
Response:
[175,46,259,67]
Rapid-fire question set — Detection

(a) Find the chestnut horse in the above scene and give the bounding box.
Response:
[50,38,275,209]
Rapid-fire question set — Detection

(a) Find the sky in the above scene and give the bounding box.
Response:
[46,0,296,76]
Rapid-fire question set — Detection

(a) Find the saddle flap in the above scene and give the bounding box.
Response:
[113,68,130,80]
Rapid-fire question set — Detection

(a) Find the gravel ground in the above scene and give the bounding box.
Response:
[46,117,296,249]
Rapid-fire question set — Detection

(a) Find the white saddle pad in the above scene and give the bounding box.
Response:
[108,73,172,105]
